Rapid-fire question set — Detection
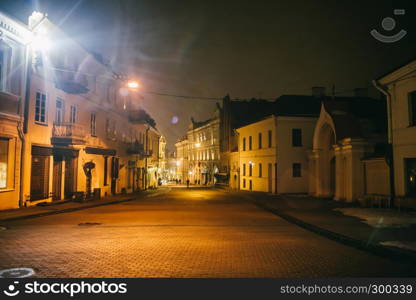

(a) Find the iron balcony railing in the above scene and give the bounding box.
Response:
[52,122,86,144]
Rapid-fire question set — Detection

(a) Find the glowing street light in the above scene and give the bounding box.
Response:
[195,143,201,148]
[127,81,140,89]
[32,33,51,52]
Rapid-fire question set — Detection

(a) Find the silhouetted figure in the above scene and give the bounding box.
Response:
[186,179,190,188]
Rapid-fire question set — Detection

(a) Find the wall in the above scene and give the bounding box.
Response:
[237,116,277,193]
[277,116,317,193]
[364,158,390,195]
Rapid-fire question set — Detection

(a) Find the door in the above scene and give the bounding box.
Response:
[30,155,50,201]
[268,163,272,193]
[111,157,119,195]
[52,158,62,200]
[405,158,416,196]
[274,163,278,194]
[64,157,77,198]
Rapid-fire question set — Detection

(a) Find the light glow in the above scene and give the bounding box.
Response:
[127,81,139,89]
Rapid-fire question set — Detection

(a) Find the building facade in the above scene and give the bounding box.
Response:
[376,59,416,208]
[0,11,160,210]
[0,11,31,210]
[308,97,388,202]
[237,115,317,193]
[175,109,220,185]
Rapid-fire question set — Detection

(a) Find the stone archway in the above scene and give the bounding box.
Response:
[315,123,336,197]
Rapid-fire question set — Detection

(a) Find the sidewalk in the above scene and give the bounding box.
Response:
[0,189,165,223]
[239,190,416,262]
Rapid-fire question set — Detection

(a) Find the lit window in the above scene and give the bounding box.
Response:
[90,112,96,136]
[0,139,8,189]
[69,105,77,123]
[55,98,64,124]
[35,92,47,123]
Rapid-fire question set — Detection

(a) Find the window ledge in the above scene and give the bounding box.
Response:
[0,188,15,193]
[35,121,48,127]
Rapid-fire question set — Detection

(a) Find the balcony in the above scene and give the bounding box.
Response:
[0,91,20,116]
[52,123,86,145]
[126,141,144,155]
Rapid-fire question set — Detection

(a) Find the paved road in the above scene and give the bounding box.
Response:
[0,187,413,277]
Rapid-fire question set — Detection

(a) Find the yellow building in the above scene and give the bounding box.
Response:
[375,59,416,208]
[174,136,188,183]
[237,114,317,193]
[5,12,159,208]
[175,109,221,185]
[0,11,31,209]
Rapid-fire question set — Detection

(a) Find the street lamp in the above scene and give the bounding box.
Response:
[127,81,140,89]
[195,143,201,148]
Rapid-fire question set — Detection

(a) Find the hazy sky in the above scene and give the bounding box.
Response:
[1,0,415,149]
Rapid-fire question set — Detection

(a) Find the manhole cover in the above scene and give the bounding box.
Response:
[0,268,35,278]
[78,222,102,226]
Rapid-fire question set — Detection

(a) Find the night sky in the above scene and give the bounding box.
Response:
[1,0,415,149]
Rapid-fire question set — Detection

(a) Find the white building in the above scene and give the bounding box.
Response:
[375,59,416,208]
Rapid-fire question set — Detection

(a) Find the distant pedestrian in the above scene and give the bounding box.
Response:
[186,179,190,188]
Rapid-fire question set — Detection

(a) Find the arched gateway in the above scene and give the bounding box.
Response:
[308,101,379,202]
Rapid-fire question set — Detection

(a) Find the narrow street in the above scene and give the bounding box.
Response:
[0,187,413,277]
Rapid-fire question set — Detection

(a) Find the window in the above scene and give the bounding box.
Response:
[104,156,108,186]
[243,164,246,176]
[90,112,96,136]
[249,136,252,150]
[243,178,246,188]
[249,164,252,176]
[0,44,11,92]
[35,92,47,123]
[293,163,301,177]
[0,139,8,188]
[292,129,302,147]
[405,158,416,196]
[243,137,246,151]
[55,98,64,124]
[268,130,272,147]
[258,133,262,149]
[249,180,252,191]
[409,91,416,126]
[259,163,262,178]
[69,105,77,123]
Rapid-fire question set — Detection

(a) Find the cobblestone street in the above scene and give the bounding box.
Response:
[0,187,414,277]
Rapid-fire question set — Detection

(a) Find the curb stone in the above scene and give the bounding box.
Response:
[255,201,416,265]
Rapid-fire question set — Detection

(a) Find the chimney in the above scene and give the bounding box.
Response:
[28,11,46,30]
[353,88,368,98]
[312,87,326,98]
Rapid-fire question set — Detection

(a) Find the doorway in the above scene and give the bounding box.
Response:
[52,157,62,200]
[405,158,416,196]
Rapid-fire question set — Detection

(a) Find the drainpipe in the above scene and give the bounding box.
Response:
[145,126,150,190]
[372,79,395,205]
[17,44,33,207]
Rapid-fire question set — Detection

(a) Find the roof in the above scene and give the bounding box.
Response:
[323,97,387,140]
